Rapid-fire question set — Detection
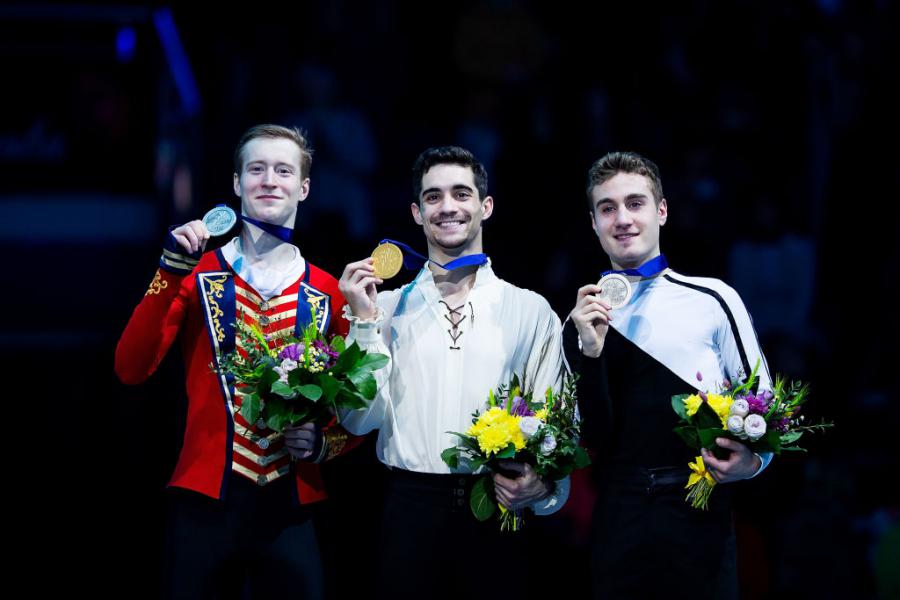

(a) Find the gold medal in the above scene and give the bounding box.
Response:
[596,273,633,309]
[372,242,403,279]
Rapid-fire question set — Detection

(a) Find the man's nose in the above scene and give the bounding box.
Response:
[438,193,456,212]
[614,206,632,226]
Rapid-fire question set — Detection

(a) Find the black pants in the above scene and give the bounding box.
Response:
[376,468,528,600]
[590,466,737,600]
[162,474,324,600]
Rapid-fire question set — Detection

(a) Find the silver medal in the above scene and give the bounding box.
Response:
[596,273,633,309]
[202,205,237,236]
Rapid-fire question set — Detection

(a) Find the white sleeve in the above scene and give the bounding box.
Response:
[525,302,571,514]
[531,475,570,515]
[337,303,393,436]
[716,285,774,478]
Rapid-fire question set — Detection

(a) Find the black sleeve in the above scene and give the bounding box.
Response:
[563,318,612,456]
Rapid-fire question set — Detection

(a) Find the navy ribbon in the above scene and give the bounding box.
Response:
[380,238,488,272]
[241,215,293,242]
[601,254,669,278]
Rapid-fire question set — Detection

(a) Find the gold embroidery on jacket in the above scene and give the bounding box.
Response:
[145,269,169,296]
[203,275,229,342]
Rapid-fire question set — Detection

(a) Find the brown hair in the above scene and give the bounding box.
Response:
[586,151,664,208]
[233,124,313,177]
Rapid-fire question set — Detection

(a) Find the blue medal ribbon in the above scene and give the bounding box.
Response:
[241,215,293,242]
[601,254,669,278]
[380,239,488,272]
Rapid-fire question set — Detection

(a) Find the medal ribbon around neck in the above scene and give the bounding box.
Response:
[379,238,488,272]
[601,254,669,278]
[242,215,293,243]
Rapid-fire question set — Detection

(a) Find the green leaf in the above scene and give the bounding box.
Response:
[297,384,323,401]
[265,399,292,432]
[673,426,700,449]
[331,335,346,353]
[696,403,723,430]
[270,381,295,399]
[334,341,362,373]
[495,444,517,459]
[441,447,460,469]
[258,368,279,394]
[671,394,691,420]
[240,393,261,424]
[348,369,377,399]
[290,405,311,424]
[470,477,496,521]
[780,430,803,445]
[573,446,591,469]
[267,412,290,432]
[357,351,389,370]
[467,457,487,470]
[697,427,723,449]
[318,373,342,404]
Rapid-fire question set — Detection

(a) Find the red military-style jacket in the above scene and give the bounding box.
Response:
[115,244,359,503]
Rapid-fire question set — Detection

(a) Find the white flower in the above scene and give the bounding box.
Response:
[743,414,767,441]
[540,433,557,455]
[519,416,542,439]
[729,399,750,418]
[274,359,299,383]
[726,415,747,438]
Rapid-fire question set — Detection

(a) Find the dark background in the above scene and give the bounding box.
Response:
[3,1,897,598]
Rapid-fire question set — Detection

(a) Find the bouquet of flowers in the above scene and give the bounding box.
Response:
[441,373,589,531]
[672,361,832,510]
[213,311,389,433]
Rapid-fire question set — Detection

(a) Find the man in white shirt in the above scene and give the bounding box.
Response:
[339,146,567,598]
[567,151,771,599]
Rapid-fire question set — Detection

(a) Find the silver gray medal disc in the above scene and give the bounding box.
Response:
[597,273,633,309]
[202,205,237,236]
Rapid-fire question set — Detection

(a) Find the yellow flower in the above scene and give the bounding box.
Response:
[683,394,703,417]
[686,455,716,489]
[469,408,525,455]
[534,408,548,421]
[706,393,733,427]
[477,426,512,455]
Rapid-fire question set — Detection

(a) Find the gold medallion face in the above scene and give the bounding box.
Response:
[372,242,403,279]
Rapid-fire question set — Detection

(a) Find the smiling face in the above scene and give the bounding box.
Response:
[233,137,310,228]
[411,163,493,259]
[590,172,667,270]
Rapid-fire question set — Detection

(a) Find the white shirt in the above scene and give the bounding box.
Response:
[341,262,569,514]
[220,236,305,300]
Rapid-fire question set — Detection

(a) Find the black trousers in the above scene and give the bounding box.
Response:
[590,466,737,600]
[376,468,528,600]
[162,473,324,600]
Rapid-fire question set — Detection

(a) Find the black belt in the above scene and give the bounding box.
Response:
[604,465,691,494]
[385,467,478,511]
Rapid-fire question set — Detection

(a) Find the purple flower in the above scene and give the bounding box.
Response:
[510,395,534,417]
[278,343,304,361]
[696,371,703,382]
[312,340,339,368]
[772,418,791,433]
[745,393,769,416]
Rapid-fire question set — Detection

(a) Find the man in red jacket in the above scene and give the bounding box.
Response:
[116,124,356,599]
